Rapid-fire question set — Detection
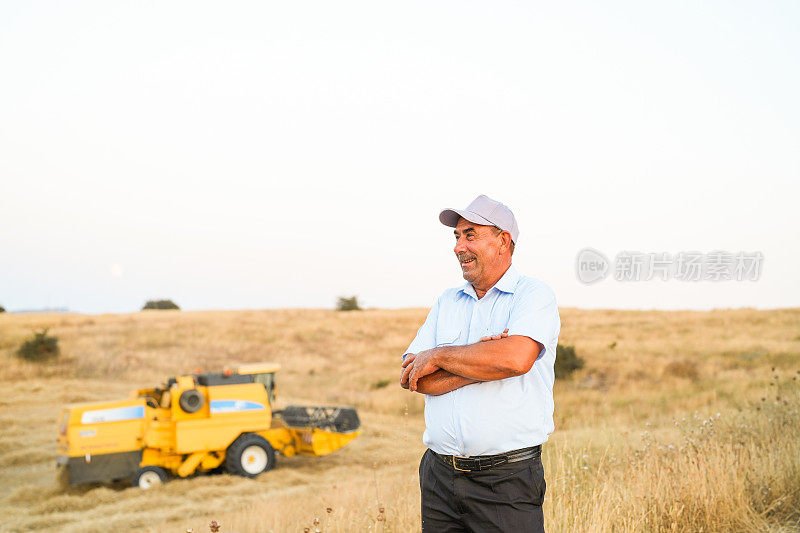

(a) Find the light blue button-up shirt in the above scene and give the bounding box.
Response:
[405,265,561,456]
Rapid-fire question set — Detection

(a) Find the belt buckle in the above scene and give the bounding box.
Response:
[452,455,471,472]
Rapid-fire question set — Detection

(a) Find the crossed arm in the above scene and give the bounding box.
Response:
[400,330,543,396]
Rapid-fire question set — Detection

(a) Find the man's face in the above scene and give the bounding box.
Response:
[453,218,505,285]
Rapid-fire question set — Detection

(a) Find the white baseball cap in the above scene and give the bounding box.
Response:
[439,194,519,243]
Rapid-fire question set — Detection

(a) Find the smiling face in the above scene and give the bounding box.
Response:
[453,217,513,294]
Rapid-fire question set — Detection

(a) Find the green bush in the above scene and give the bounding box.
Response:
[371,378,391,389]
[555,343,584,379]
[142,299,180,310]
[0,305,5,313]
[16,329,59,362]
[336,296,361,311]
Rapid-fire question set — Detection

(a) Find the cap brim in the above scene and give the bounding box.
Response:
[439,208,495,228]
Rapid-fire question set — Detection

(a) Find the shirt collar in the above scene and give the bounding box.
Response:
[494,264,520,294]
[459,264,519,299]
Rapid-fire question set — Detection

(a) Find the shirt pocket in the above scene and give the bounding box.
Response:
[435,328,462,347]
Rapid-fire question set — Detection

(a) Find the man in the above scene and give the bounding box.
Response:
[400,194,560,532]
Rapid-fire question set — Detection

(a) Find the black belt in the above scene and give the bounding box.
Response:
[433,445,541,472]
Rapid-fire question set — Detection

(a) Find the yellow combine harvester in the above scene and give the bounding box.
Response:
[56,363,360,488]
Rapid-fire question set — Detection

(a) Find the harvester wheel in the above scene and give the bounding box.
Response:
[56,464,70,490]
[225,434,275,478]
[178,389,204,413]
[133,466,167,489]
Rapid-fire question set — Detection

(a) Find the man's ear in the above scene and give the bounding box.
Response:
[500,231,512,254]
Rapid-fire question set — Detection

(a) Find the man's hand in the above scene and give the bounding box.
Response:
[402,368,478,395]
[400,349,440,392]
[400,360,413,389]
[478,328,509,342]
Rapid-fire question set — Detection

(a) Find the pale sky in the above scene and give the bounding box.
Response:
[1,1,798,313]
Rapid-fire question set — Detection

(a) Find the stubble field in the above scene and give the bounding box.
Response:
[1,307,799,532]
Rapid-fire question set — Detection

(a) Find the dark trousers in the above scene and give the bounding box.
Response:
[419,449,546,532]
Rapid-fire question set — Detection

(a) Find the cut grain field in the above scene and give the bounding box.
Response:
[1,307,799,532]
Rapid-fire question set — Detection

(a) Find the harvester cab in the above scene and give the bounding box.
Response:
[235,362,278,405]
[57,363,360,489]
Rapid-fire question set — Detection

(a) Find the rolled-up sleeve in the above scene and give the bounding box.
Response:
[404,297,440,359]
[506,285,559,360]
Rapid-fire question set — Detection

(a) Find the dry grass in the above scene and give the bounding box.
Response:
[0,307,799,532]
